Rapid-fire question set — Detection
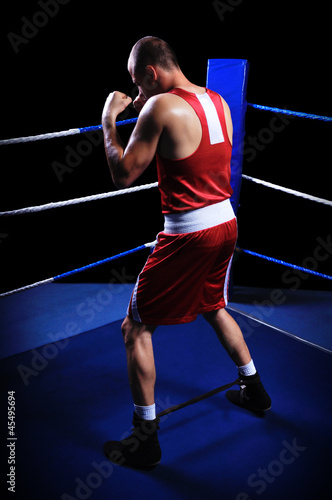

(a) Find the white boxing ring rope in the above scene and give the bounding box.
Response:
[0,176,331,218]
[0,105,332,299]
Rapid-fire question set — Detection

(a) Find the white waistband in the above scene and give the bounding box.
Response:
[164,199,235,234]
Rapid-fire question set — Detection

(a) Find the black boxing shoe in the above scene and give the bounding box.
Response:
[226,372,272,412]
[103,413,161,469]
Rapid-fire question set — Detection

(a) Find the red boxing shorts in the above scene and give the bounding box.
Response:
[127,199,237,325]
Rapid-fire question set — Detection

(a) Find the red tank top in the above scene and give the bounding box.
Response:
[156,88,233,214]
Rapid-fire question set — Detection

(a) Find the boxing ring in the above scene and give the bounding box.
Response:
[0,60,331,500]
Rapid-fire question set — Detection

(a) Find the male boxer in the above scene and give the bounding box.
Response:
[102,36,271,468]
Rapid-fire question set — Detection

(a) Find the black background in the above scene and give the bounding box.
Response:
[0,0,331,293]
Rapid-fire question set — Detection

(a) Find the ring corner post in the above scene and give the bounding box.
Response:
[206,59,250,300]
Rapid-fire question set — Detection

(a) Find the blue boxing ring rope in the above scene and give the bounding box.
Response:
[247,103,332,122]
[1,235,331,298]
[0,117,138,146]
[0,105,331,147]
[236,247,332,281]
[0,241,157,298]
